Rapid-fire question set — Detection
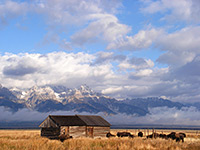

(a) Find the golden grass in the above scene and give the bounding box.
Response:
[0,129,200,150]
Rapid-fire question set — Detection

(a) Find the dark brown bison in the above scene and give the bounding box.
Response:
[59,134,73,142]
[146,133,159,139]
[179,132,186,137]
[138,132,143,137]
[167,132,186,142]
[106,132,115,138]
[159,133,167,139]
[117,132,134,138]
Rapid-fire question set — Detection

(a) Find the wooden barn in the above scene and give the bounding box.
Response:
[39,115,111,139]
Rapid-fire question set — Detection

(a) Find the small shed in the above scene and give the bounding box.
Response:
[39,115,111,139]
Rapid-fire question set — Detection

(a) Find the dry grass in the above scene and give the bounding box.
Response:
[0,129,200,150]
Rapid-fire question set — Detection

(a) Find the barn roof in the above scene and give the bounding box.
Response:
[39,115,111,127]
[77,115,110,126]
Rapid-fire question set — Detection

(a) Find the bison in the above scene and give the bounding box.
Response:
[106,132,115,138]
[167,132,186,142]
[117,132,134,138]
[59,134,73,142]
[146,133,159,139]
[138,132,143,137]
[159,133,167,139]
[179,132,186,137]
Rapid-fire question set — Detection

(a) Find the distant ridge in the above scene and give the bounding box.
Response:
[0,84,196,115]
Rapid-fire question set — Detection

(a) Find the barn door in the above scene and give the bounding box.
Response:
[61,126,69,136]
[65,126,69,136]
[87,127,93,138]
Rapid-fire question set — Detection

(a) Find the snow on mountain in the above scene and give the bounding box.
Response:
[9,84,103,107]
[0,84,191,116]
[6,84,147,115]
[10,86,61,108]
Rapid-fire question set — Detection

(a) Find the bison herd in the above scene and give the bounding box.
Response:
[146,132,186,142]
[106,131,186,142]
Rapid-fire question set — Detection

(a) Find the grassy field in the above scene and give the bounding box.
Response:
[0,129,200,150]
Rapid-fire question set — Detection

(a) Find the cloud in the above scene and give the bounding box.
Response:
[107,106,200,126]
[107,28,164,51]
[118,57,154,71]
[156,26,200,66]
[0,52,161,101]
[1,0,200,104]
[92,52,126,65]
[1,106,200,126]
[0,52,115,89]
[0,0,128,49]
[1,51,200,103]
[71,14,130,46]
[163,56,200,83]
[35,0,122,26]
[0,0,29,27]
[141,0,200,24]
[3,64,38,77]
[33,0,129,49]
[34,0,128,49]
[0,106,76,121]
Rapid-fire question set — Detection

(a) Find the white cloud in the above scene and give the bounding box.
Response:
[107,106,200,125]
[0,0,128,49]
[0,52,164,101]
[156,26,200,66]
[92,52,126,65]
[0,52,115,89]
[35,0,101,25]
[33,0,129,48]
[1,0,200,104]
[35,0,122,26]
[1,106,200,126]
[1,51,200,103]
[0,0,29,27]
[134,69,153,76]
[102,87,123,95]
[108,28,164,51]
[71,14,130,46]
[141,0,200,23]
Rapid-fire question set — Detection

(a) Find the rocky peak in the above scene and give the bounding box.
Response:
[77,84,99,96]
[25,86,57,100]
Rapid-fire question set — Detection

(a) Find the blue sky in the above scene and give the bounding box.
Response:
[1,0,200,103]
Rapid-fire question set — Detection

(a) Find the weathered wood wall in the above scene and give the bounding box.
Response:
[41,126,110,139]
[41,128,60,139]
[60,126,110,138]
[70,126,86,138]
[93,127,110,138]
[61,126,86,138]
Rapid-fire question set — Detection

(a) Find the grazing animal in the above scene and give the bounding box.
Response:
[167,132,186,142]
[106,132,115,138]
[138,132,143,137]
[59,134,73,142]
[159,134,167,139]
[117,132,134,138]
[179,132,186,137]
[146,133,159,139]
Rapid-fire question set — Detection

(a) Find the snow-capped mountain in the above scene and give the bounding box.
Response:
[10,84,103,107]
[0,84,24,111]
[1,84,147,115]
[0,84,188,115]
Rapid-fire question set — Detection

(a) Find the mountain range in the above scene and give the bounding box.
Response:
[0,84,197,116]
